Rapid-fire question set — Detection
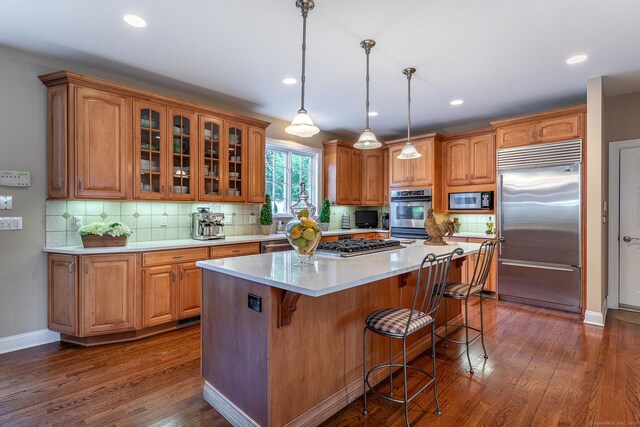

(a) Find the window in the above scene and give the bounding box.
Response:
[265,140,319,215]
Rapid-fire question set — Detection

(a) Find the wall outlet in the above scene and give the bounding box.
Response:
[224,217,232,225]
[248,213,256,224]
[72,216,83,229]
[0,195,12,210]
[160,216,168,227]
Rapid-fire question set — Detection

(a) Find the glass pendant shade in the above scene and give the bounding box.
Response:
[397,142,421,159]
[354,129,382,149]
[285,111,320,138]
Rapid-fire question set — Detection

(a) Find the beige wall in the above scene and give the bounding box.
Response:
[585,77,606,314]
[0,44,343,339]
[604,91,640,142]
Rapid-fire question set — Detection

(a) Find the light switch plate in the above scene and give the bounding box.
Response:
[0,195,12,209]
[0,171,30,187]
[0,217,22,230]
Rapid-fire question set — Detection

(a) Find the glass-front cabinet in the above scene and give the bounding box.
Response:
[133,100,196,200]
[134,100,166,200]
[225,122,246,201]
[200,116,222,199]
[167,108,196,200]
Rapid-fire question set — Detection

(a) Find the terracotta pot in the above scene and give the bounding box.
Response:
[81,235,128,248]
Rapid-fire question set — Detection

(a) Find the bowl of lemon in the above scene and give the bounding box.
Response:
[285,208,322,264]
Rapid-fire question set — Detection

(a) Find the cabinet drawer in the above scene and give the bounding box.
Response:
[142,247,209,267]
[210,243,260,259]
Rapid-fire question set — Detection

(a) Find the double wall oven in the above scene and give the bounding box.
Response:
[390,188,431,238]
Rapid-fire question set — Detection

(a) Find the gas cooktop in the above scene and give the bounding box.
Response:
[316,239,404,257]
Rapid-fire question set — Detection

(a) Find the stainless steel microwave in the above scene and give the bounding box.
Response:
[448,191,493,210]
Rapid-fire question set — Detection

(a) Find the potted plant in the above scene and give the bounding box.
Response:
[260,194,274,235]
[320,198,331,231]
[78,221,133,247]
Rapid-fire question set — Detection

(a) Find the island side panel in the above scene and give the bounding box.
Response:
[268,262,462,427]
[201,269,271,427]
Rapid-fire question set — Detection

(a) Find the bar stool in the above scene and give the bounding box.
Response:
[437,238,504,374]
[363,248,463,426]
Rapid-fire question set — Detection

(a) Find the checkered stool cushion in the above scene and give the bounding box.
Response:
[444,282,482,297]
[366,308,432,334]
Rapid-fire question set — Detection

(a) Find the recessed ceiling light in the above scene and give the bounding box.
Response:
[123,14,147,28]
[368,111,378,117]
[566,54,588,65]
[282,77,297,85]
[450,99,464,106]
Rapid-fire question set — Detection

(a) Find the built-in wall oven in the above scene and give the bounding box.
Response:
[390,188,431,238]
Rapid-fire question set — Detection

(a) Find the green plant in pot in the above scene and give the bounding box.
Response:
[78,221,133,247]
[320,198,331,231]
[260,194,274,235]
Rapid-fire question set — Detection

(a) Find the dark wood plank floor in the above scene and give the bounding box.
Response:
[0,300,638,426]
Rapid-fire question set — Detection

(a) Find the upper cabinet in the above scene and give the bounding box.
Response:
[493,105,585,149]
[361,149,384,206]
[443,132,496,186]
[387,135,442,189]
[40,70,269,201]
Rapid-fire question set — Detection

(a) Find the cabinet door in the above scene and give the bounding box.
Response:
[445,138,469,186]
[177,262,201,319]
[134,100,166,200]
[167,108,197,200]
[200,115,224,201]
[469,134,496,184]
[496,123,535,148]
[48,254,77,334]
[536,114,581,144]
[389,146,410,187]
[247,127,266,203]
[143,265,176,327]
[75,86,129,199]
[336,147,352,204]
[350,150,362,205]
[47,86,68,198]
[80,254,136,335]
[383,149,389,205]
[361,150,383,205]
[411,139,433,186]
[225,122,247,201]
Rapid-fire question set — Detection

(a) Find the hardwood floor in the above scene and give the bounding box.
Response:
[0,300,638,426]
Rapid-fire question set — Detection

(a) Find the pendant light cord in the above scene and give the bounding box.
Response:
[365,44,371,130]
[299,4,309,113]
[406,72,412,145]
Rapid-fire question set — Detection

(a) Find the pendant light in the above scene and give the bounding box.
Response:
[285,0,320,138]
[397,67,422,159]
[354,39,382,149]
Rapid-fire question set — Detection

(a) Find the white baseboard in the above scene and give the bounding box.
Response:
[203,381,260,427]
[584,297,608,327]
[0,329,60,355]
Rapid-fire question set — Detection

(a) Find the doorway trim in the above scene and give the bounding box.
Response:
[607,138,640,310]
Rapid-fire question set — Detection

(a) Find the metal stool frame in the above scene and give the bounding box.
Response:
[363,248,463,426]
[436,238,504,374]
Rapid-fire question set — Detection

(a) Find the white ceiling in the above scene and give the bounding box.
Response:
[2,0,640,139]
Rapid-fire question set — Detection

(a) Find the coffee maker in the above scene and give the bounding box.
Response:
[191,207,225,240]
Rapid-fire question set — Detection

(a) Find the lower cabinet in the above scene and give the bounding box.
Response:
[47,242,259,345]
[446,236,498,294]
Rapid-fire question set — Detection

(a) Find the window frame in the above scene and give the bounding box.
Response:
[265,138,322,218]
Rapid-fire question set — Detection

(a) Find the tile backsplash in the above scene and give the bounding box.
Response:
[45,201,386,247]
[45,200,263,247]
[447,213,496,234]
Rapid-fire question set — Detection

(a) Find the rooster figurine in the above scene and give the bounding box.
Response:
[424,208,455,245]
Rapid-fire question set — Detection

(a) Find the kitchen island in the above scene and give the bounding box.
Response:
[197,240,480,427]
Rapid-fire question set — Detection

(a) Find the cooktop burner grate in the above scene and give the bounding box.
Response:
[316,238,404,257]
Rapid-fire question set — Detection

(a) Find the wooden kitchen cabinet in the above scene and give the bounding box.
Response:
[493,105,585,149]
[387,135,442,188]
[443,133,496,186]
[143,265,175,326]
[445,236,498,294]
[361,149,384,206]
[177,262,202,319]
[383,147,389,205]
[80,254,137,335]
[48,254,77,334]
[323,140,365,205]
[40,70,269,202]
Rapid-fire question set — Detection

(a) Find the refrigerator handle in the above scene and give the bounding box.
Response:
[498,173,503,256]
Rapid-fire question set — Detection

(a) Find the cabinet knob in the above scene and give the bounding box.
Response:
[171,271,176,282]
[538,128,543,138]
[180,270,184,280]
[529,130,534,139]
[57,178,64,190]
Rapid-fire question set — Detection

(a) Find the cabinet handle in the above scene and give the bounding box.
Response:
[171,255,183,259]
[232,249,241,253]
[180,270,184,280]
[57,178,64,190]
[161,184,165,193]
[171,271,176,282]
[84,263,88,274]
[78,179,84,192]
[68,262,74,274]
[529,130,534,139]
[538,128,543,138]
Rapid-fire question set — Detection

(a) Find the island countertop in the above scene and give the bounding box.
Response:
[196,240,480,297]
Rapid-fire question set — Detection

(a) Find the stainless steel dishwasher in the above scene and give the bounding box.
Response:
[260,239,292,253]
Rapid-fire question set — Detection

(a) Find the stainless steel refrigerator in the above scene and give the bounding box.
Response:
[497,140,582,313]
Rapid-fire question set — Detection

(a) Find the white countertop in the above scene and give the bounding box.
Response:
[43,228,390,255]
[196,240,481,297]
